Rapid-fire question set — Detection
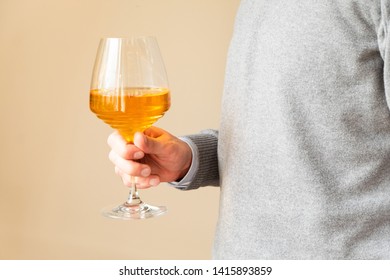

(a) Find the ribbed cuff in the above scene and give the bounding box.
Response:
[180,130,220,190]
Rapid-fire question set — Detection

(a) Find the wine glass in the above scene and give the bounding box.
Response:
[90,37,170,219]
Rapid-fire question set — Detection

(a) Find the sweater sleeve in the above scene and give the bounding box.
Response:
[176,129,220,190]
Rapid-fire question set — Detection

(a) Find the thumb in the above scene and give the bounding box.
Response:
[133,131,164,155]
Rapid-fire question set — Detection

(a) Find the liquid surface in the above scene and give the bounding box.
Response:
[90,87,170,142]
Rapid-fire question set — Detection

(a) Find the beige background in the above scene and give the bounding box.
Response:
[0,0,240,259]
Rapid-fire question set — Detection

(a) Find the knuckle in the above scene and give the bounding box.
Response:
[108,150,116,163]
[107,134,113,147]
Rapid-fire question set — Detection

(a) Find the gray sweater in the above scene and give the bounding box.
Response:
[182,0,390,259]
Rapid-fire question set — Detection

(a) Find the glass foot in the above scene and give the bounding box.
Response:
[102,201,167,220]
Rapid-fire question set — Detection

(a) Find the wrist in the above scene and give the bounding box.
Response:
[174,137,198,185]
[177,151,192,181]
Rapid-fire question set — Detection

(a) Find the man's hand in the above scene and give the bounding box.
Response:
[107,127,192,188]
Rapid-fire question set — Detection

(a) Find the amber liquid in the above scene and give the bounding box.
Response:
[90,87,170,142]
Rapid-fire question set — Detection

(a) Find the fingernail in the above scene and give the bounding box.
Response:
[141,168,151,177]
[134,151,144,159]
[150,178,159,186]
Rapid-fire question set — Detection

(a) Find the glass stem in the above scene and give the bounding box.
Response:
[126,176,142,206]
